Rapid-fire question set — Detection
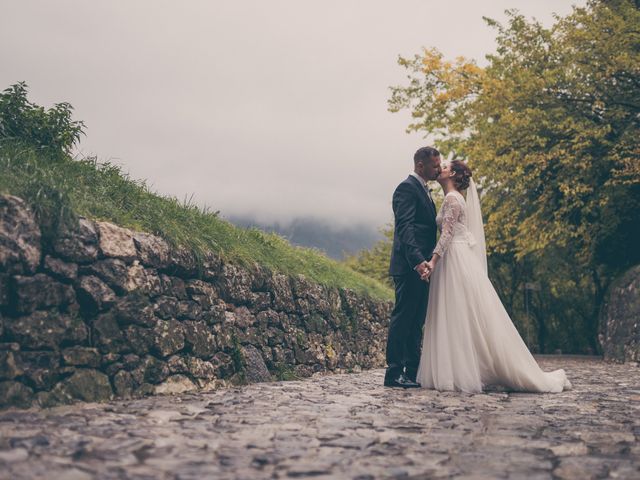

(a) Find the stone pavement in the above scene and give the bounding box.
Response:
[0,356,638,479]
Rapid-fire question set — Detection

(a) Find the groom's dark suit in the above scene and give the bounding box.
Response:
[386,174,438,383]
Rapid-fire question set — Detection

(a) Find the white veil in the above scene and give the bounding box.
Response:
[465,178,487,274]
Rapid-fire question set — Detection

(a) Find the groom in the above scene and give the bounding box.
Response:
[384,146,441,388]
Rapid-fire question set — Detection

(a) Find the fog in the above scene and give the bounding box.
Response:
[0,0,582,227]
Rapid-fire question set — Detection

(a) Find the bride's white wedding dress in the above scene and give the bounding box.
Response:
[416,184,571,393]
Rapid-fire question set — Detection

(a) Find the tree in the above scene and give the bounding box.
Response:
[343,225,394,288]
[386,0,640,353]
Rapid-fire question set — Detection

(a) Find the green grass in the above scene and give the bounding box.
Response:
[0,141,393,300]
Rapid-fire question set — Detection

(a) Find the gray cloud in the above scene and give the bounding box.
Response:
[0,0,582,227]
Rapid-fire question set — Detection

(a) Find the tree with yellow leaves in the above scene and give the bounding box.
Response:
[385,0,640,353]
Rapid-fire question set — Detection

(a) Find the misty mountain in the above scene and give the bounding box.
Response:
[226,215,384,260]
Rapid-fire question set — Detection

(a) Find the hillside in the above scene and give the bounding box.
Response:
[0,143,392,301]
[0,83,391,300]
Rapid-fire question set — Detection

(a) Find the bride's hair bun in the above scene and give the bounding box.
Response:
[450,160,472,191]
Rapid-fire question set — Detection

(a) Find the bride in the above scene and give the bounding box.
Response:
[417,160,571,393]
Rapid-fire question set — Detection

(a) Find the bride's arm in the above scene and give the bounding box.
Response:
[427,195,463,271]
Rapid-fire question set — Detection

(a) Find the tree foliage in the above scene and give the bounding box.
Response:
[362,0,640,353]
[343,226,394,288]
[0,82,85,158]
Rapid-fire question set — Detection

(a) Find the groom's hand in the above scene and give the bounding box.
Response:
[415,261,430,281]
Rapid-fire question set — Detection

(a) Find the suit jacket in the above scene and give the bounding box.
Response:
[389,175,438,276]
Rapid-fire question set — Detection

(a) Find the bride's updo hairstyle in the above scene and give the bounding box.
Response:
[450,160,472,191]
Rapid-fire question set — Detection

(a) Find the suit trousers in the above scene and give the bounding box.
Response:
[385,272,429,380]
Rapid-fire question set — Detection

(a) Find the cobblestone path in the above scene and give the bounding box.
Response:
[0,356,638,479]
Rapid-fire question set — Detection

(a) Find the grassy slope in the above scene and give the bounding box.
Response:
[0,143,393,300]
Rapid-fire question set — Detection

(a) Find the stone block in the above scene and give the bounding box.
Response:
[10,274,75,314]
[125,263,161,296]
[112,370,137,397]
[199,302,227,325]
[86,258,129,292]
[133,232,170,269]
[44,369,113,405]
[176,300,202,320]
[5,311,88,350]
[43,255,78,282]
[152,319,185,357]
[15,350,62,390]
[93,311,128,353]
[211,351,235,378]
[0,381,33,408]
[134,355,170,384]
[153,295,179,320]
[0,195,41,275]
[124,324,155,356]
[154,375,197,395]
[249,292,272,312]
[0,351,22,380]
[112,295,156,327]
[61,346,101,368]
[268,273,295,313]
[219,264,253,304]
[159,275,188,299]
[182,320,217,358]
[178,356,217,379]
[96,221,137,262]
[167,245,198,277]
[232,306,255,328]
[241,345,272,383]
[76,275,116,313]
[53,217,99,263]
[186,279,219,309]
[201,251,223,281]
[600,265,640,362]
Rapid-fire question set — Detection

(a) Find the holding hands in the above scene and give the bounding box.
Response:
[418,255,439,282]
[415,261,430,280]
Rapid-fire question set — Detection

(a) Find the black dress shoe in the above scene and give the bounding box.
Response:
[384,373,420,388]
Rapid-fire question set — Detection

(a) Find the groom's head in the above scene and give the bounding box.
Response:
[414,146,441,181]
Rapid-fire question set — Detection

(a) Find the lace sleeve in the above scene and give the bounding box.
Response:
[433,194,463,258]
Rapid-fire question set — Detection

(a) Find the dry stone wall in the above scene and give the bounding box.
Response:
[0,195,392,408]
[599,264,640,363]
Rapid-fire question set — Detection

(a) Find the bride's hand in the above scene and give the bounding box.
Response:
[420,261,433,281]
[421,257,438,281]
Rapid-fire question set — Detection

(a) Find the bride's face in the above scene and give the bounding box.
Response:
[437,162,453,183]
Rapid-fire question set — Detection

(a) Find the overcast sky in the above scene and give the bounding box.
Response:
[1,1,583,228]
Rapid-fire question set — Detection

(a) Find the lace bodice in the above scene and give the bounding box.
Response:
[433,191,471,258]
